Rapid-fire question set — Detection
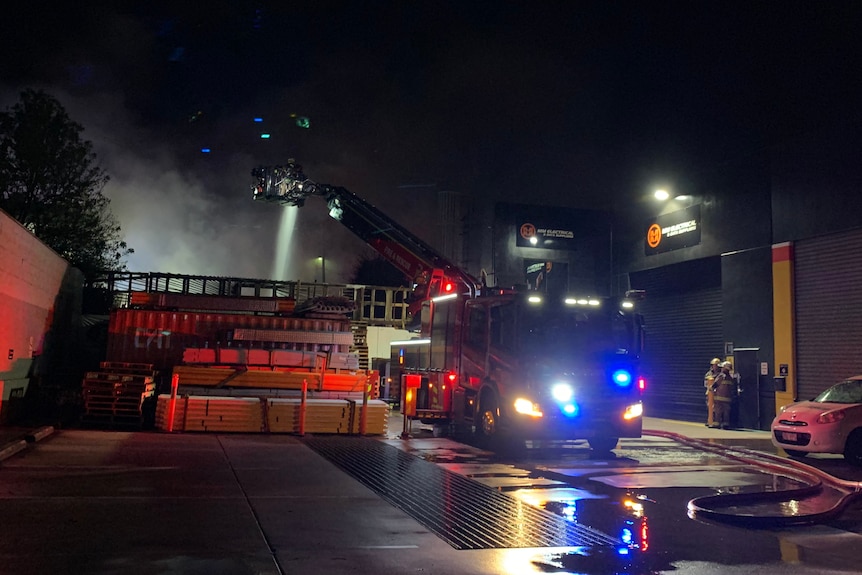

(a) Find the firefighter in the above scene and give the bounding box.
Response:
[712,361,736,430]
[704,358,722,427]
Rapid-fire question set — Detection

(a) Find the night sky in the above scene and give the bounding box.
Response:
[2,1,860,282]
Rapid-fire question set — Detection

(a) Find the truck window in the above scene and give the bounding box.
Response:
[518,305,634,359]
[466,305,487,348]
[490,304,516,351]
[430,298,456,368]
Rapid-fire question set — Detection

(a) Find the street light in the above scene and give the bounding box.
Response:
[318,256,326,283]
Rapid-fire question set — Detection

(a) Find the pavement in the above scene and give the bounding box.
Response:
[0,416,773,464]
[642,417,773,441]
[3,416,842,575]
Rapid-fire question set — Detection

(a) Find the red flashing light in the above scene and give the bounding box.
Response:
[446,371,458,384]
[638,377,646,391]
[443,281,454,293]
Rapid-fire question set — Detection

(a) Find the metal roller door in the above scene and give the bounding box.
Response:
[794,228,862,401]
[630,257,723,422]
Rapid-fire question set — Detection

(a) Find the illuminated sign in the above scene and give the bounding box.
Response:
[508,203,609,250]
[524,259,568,295]
[644,204,701,255]
[517,221,577,249]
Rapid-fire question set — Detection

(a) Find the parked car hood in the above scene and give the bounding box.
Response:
[778,401,862,420]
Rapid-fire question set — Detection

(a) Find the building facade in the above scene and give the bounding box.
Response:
[488,123,862,429]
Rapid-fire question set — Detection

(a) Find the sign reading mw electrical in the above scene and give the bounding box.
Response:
[644,204,701,255]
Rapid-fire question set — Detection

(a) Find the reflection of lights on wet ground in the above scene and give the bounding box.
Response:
[511,488,652,557]
[533,546,658,574]
[620,527,633,545]
[640,518,649,551]
[496,547,584,575]
[779,499,801,515]
[623,498,644,517]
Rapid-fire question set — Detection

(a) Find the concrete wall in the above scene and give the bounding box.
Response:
[492,202,612,295]
[367,326,412,361]
[771,123,862,243]
[0,209,71,420]
[615,152,773,276]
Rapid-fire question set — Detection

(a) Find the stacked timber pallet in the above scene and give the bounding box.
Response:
[155,396,263,433]
[81,362,157,427]
[170,364,378,395]
[155,395,389,435]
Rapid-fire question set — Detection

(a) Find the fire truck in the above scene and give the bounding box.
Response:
[251,161,646,451]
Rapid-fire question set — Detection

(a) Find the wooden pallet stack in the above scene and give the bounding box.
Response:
[155,396,390,435]
[81,362,157,427]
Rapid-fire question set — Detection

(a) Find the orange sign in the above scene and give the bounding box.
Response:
[519,223,536,240]
[646,223,662,248]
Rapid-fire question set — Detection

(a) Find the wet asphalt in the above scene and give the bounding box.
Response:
[1,417,861,575]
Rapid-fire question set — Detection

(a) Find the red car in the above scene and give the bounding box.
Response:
[771,376,862,465]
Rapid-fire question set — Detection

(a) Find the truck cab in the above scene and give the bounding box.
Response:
[395,288,646,451]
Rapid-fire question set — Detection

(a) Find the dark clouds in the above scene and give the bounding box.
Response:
[2,1,860,281]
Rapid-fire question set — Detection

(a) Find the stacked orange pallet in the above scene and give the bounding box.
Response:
[155,396,389,435]
[155,396,264,432]
[170,365,376,394]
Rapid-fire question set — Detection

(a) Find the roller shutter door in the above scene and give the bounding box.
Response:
[630,257,723,422]
[794,228,862,401]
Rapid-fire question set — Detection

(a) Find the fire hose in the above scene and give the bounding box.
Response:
[644,429,862,527]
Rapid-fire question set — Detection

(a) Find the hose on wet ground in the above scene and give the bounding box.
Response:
[643,429,862,528]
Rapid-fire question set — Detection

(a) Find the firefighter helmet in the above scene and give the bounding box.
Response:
[710,358,721,365]
[720,361,732,370]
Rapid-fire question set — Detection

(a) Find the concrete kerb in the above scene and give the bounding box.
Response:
[0,426,55,463]
[0,439,28,461]
[27,426,55,443]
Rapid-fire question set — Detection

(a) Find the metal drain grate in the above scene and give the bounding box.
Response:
[303,435,620,550]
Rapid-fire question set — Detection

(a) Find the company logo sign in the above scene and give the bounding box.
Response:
[517,221,576,249]
[644,204,701,255]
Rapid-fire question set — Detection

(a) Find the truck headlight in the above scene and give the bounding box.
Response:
[513,398,543,417]
[551,383,574,402]
[623,403,644,420]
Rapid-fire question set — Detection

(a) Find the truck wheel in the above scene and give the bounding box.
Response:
[843,429,862,466]
[475,395,500,448]
[588,436,619,452]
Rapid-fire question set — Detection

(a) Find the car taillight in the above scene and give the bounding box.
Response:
[817,410,846,424]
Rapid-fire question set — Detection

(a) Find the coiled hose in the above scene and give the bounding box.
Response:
[643,429,862,527]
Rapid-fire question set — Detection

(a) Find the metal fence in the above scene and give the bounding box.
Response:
[89,272,412,329]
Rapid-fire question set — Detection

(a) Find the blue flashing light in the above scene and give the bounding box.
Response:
[617,547,630,556]
[612,369,633,387]
[562,403,579,417]
[260,133,271,139]
[253,117,263,122]
[200,148,211,153]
